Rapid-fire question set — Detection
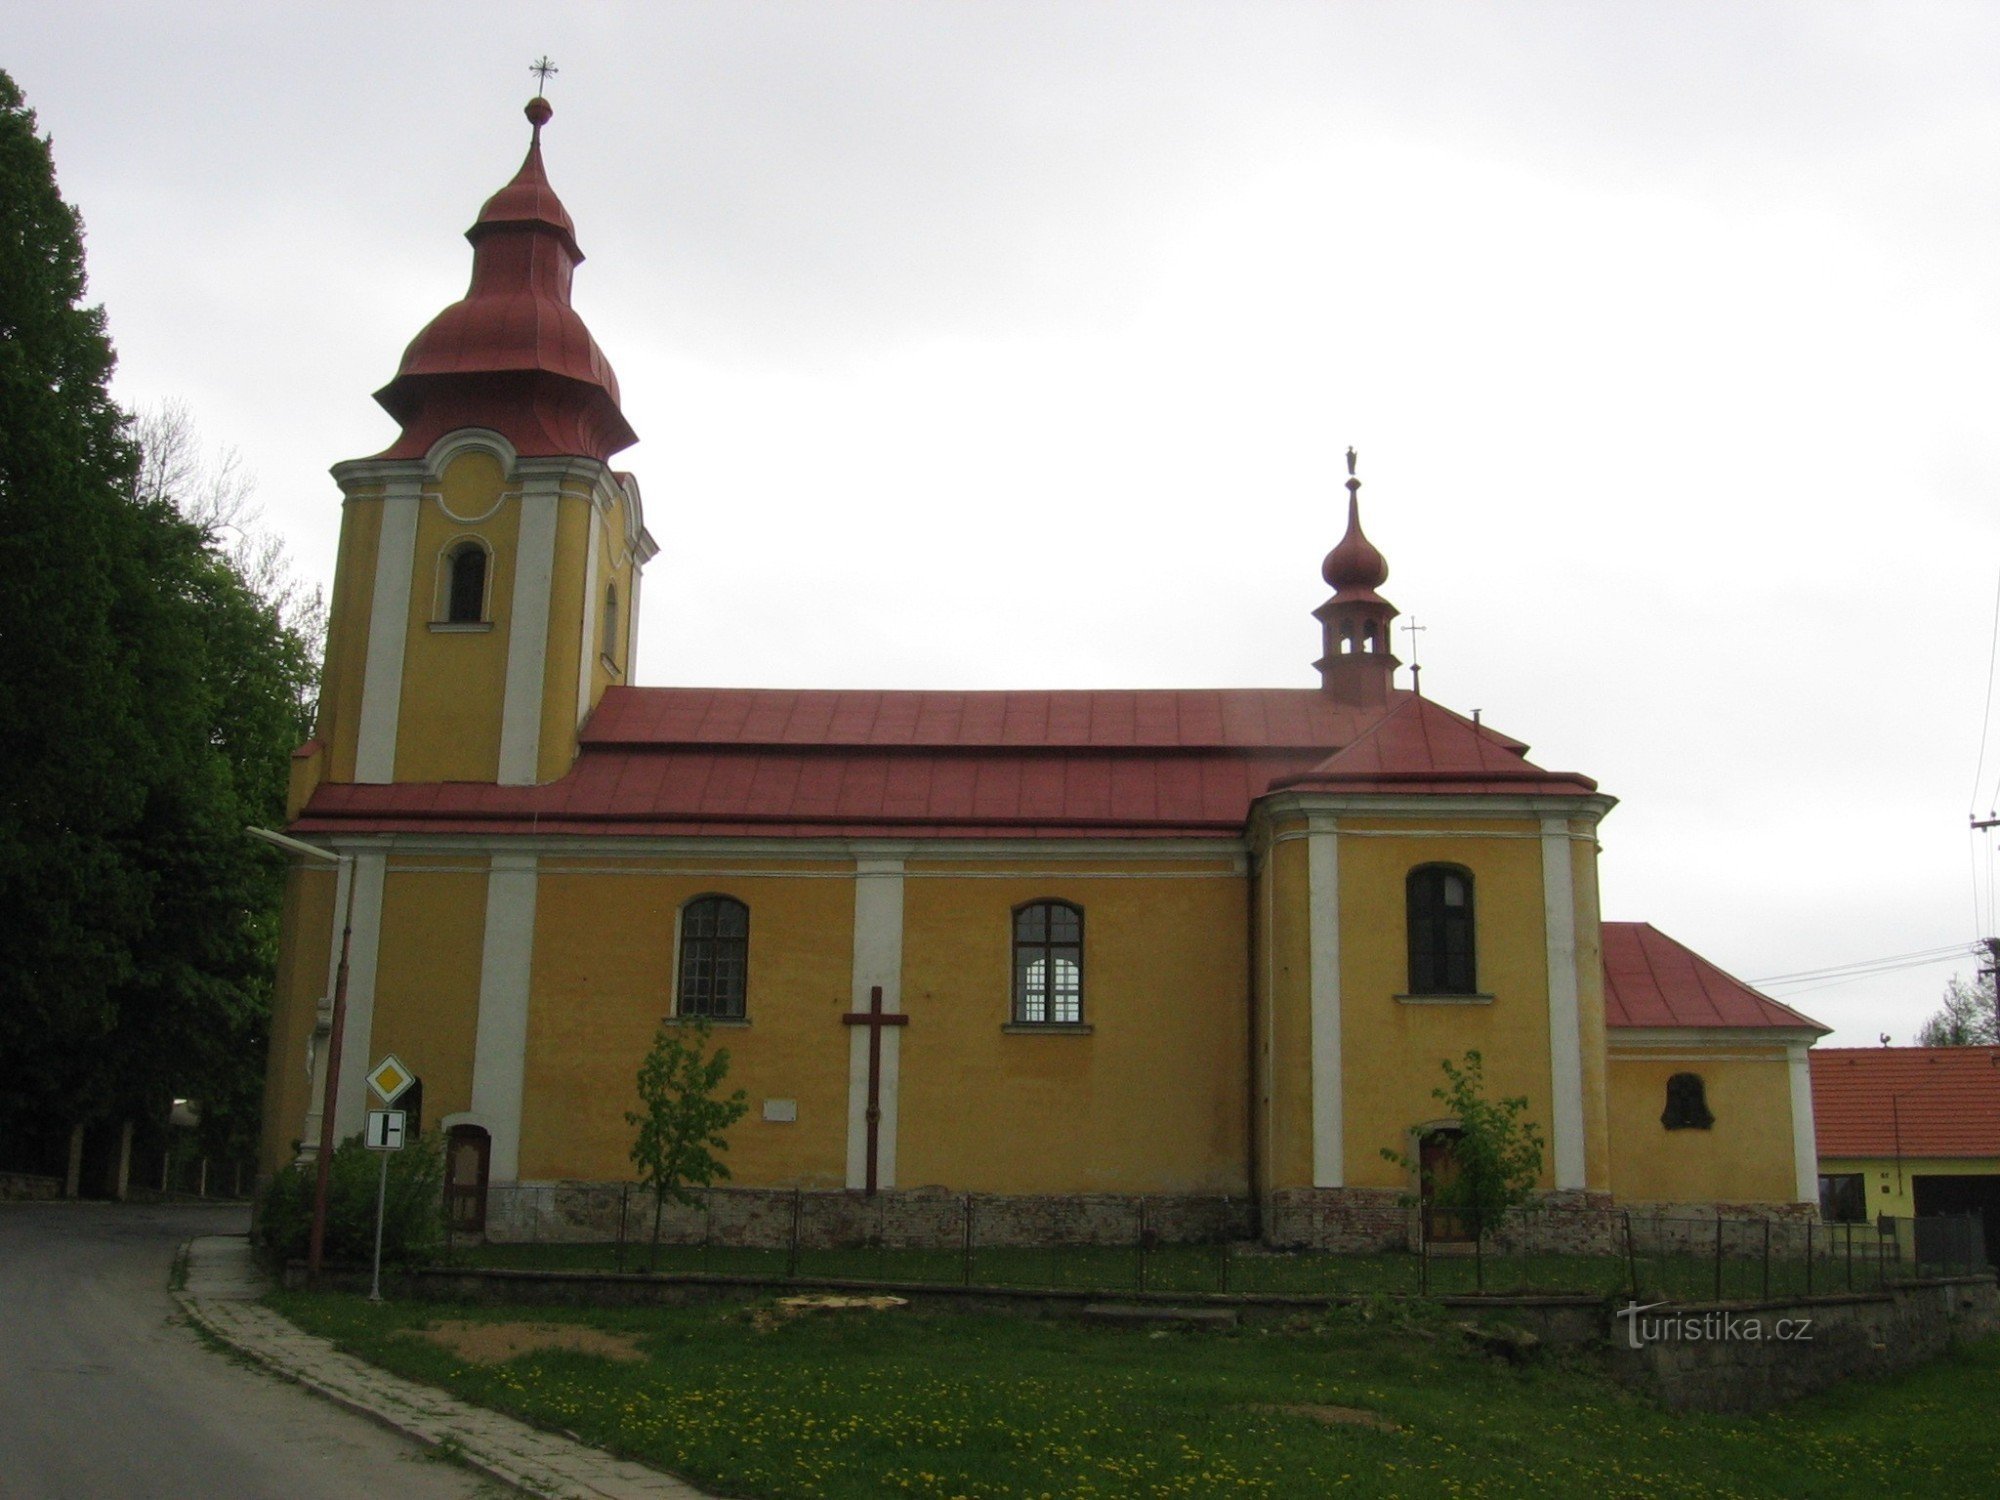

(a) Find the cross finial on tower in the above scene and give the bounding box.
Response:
[1400,615,1427,695]
[530,55,559,96]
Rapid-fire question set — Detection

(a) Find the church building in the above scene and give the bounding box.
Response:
[259,98,1829,1247]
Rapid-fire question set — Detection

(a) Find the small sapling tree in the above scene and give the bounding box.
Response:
[626,1018,749,1269]
[1383,1048,1546,1241]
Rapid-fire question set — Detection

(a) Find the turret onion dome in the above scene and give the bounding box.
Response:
[372,97,638,462]
[1321,490,1389,596]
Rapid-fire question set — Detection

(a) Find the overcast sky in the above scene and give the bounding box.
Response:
[13,3,2000,1046]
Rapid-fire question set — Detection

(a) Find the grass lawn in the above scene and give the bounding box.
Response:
[269,1287,2000,1498]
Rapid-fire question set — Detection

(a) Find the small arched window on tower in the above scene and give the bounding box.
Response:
[1407,864,1476,995]
[602,582,619,662]
[445,541,488,624]
[1662,1072,1715,1130]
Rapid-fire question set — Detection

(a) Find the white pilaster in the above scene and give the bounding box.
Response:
[299,855,355,1156]
[354,478,422,783]
[575,499,602,728]
[846,857,907,1190]
[1540,817,1588,1190]
[332,852,389,1141]
[1306,815,1343,1187]
[471,854,539,1182]
[499,473,561,785]
[1788,1042,1821,1205]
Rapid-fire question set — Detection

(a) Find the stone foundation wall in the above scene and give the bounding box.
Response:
[484,1182,1255,1249]
[1263,1187,1410,1251]
[0,1171,62,1202]
[1611,1275,1998,1412]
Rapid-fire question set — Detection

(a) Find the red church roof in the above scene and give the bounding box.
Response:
[1810,1046,2000,1158]
[1272,692,1599,798]
[1603,921,1826,1031]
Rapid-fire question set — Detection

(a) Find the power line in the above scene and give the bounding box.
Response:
[1751,942,1978,990]
[1972,565,2000,814]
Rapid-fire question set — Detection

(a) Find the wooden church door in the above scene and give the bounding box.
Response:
[445,1125,490,1235]
[1420,1129,1474,1243]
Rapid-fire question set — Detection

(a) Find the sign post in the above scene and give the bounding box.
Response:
[364,1055,414,1303]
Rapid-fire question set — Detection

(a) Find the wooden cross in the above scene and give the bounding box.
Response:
[841,985,908,1196]
[530,56,559,95]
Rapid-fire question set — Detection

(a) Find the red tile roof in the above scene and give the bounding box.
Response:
[579,686,1401,750]
[1810,1047,2000,1159]
[295,686,1607,839]
[1603,921,1827,1032]
[1270,693,1599,798]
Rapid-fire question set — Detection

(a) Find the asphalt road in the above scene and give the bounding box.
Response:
[0,1200,495,1500]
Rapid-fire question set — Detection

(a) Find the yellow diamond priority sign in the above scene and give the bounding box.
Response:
[366,1054,413,1105]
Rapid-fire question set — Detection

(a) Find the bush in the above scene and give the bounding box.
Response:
[257,1131,446,1268]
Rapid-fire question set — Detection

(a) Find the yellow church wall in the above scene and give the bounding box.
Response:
[393,450,518,782]
[1336,824,1557,1190]
[585,503,633,707]
[1818,1156,2000,1220]
[319,485,384,783]
[362,862,488,1131]
[897,864,1249,1194]
[258,864,339,1180]
[1606,1050,1800,1203]
[1259,831,1316,1191]
[519,863,855,1185]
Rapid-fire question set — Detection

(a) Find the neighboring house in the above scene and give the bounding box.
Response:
[1812,1045,2000,1256]
[257,95,1829,1246]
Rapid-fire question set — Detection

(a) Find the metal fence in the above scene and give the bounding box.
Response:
[456,1185,1990,1302]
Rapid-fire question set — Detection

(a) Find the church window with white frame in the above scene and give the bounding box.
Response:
[677,895,749,1020]
[1012,900,1083,1024]
[1406,863,1476,995]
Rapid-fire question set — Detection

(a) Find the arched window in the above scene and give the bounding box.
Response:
[1013,900,1083,1024]
[603,582,619,659]
[446,541,488,623]
[1661,1072,1715,1130]
[1407,864,1476,995]
[677,895,749,1019]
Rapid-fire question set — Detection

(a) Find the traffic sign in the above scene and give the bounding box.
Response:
[366,1055,414,1105]
[365,1109,406,1150]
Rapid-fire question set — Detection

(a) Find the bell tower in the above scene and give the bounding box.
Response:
[300,95,656,807]
[1312,448,1400,707]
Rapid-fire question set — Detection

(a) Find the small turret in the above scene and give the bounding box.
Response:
[1312,448,1401,706]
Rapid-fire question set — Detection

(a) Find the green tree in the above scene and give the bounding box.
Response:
[0,67,153,1168]
[1383,1049,1547,1238]
[1916,973,1998,1047]
[257,1131,447,1268]
[0,72,322,1180]
[627,1019,749,1266]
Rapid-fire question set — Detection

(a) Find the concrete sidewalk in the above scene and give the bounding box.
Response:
[176,1236,710,1500]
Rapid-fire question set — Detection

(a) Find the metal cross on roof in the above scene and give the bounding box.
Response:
[530,56,559,95]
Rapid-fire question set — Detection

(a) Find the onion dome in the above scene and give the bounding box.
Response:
[372,97,637,462]
[1322,490,1389,595]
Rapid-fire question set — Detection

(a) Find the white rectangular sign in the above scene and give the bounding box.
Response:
[365,1109,406,1151]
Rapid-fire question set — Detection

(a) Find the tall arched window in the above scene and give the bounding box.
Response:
[1407,864,1476,995]
[1013,900,1083,1024]
[677,895,749,1019]
[603,582,619,659]
[446,541,488,623]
